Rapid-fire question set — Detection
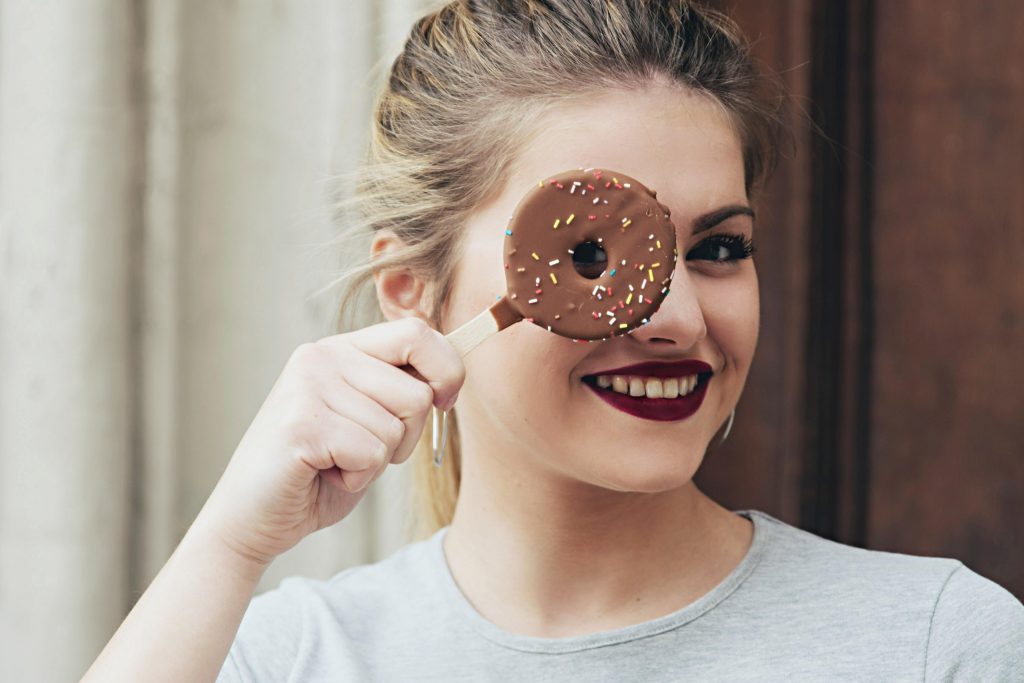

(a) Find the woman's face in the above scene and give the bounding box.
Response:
[442,85,759,493]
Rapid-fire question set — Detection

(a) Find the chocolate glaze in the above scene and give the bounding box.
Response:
[502,168,677,340]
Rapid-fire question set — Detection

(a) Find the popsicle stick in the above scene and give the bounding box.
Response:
[445,297,522,357]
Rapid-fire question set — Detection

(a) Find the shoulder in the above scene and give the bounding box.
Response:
[744,510,1024,678]
[748,510,965,601]
[924,563,1024,681]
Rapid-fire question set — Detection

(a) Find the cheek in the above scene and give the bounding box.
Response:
[702,266,760,362]
[443,237,508,331]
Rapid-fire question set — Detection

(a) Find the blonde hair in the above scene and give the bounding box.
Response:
[331,0,787,540]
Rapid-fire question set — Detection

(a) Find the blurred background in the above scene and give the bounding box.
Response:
[0,1,1020,681]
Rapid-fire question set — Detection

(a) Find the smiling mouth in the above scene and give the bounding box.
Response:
[581,371,713,399]
[581,371,713,421]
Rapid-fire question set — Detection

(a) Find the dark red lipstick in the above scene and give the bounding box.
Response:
[582,360,714,422]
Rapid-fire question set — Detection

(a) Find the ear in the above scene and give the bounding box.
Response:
[371,230,432,323]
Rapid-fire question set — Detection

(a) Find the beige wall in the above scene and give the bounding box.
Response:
[0,1,437,680]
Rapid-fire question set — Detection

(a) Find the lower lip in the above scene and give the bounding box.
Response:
[584,376,711,422]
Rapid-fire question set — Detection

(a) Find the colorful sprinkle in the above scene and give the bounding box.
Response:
[528,298,538,304]
[548,259,560,266]
[566,213,575,224]
[609,268,617,276]
[648,269,655,281]
[549,273,558,285]
[505,228,513,235]
[531,252,539,260]
[553,218,560,229]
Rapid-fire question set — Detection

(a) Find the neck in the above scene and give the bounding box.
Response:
[443,435,753,638]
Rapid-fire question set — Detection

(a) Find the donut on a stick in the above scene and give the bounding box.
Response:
[446,168,678,355]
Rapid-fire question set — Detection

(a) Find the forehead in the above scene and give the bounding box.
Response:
[506,86,746,225]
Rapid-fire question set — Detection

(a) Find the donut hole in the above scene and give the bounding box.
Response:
[572,241,608,280]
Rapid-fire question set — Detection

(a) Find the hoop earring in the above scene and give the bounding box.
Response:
[432,406,449,467]
[707,408,736,453]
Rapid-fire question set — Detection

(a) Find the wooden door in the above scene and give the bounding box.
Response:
[696,0,1024,598]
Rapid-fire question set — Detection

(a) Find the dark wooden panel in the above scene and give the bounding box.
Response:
[703,0,1023,598]
[869,0,1024,596]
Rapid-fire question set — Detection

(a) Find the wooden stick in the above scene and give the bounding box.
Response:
[445,297,522,357]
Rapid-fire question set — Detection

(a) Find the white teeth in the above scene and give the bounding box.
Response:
[591,373,704,399]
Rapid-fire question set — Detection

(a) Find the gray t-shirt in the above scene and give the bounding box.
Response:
[217,509,1024,681]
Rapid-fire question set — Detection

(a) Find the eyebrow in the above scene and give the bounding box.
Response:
[692,205,756,235]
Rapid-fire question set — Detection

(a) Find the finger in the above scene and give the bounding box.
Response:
[329,318,466,410]
[330,356,433,462]
[318,382,407,462]
[300,411,387,488]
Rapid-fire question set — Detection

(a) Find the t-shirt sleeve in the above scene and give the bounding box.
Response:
[924,563,1024,682]
[215,578,308,683]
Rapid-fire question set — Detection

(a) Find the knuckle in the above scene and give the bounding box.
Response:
[384,416,406,447]
[288,342,324,372]
[403,316,435,344]
[409,382,435,413]
[366,439,389,467]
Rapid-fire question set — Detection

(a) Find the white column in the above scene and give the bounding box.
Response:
[173,0,384,593]
[0,2,137,681]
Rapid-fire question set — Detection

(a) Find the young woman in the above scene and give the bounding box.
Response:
[86,2,1023,680]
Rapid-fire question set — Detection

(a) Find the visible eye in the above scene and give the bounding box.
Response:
[571,241,607,279]
[686,233,756,265]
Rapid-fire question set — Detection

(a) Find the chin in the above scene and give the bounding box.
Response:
[588,454,703,494]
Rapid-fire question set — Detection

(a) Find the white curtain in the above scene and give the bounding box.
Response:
[0,1,437,680]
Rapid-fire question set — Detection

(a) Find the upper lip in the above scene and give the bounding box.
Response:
[584,359,714,378]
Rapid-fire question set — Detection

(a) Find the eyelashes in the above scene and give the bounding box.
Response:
[684,233,756,265]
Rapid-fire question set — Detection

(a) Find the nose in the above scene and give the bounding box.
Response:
[627,264,707,347]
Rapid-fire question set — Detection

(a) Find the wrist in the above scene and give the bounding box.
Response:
[180,515,272,584]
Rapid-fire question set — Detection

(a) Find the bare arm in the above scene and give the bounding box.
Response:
[80,320,465,682]
[81,517,267,683]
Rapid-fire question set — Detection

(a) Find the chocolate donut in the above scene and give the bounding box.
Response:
[502,168,678,341]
